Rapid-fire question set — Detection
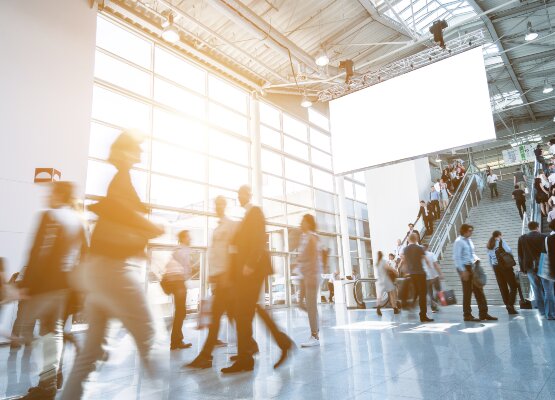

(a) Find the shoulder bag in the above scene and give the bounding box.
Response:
[472,260,487,288]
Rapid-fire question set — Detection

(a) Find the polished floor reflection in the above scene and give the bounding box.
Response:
[1,304,555,399]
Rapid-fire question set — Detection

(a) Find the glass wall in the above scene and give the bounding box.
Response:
[86,15,366,311]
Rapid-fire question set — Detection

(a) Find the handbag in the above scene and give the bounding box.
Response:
[495,239,516,269]
[472,261,487,288]
[538,237,555,281]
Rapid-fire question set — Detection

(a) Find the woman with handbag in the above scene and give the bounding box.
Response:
[486,231,519,315]
[375,251,399,316]
[162,230,192,350]
[62,131,165,400]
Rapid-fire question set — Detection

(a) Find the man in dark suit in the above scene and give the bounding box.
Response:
[406,223,420,242]
[221,185,293,373]
[417,201,433,235]
[518,221,551,317]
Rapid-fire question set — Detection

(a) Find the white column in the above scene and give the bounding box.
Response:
[335,175,353,277]
[250,94,263,204]
[0,0,97,335]
[364,157,432,262]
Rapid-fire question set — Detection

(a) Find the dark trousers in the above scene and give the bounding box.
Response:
[516,201,526,220]
[493,265,518,309]
[427,277,441,311]
[400,274,428,317]
[424,217,434,234]
[327,281,335,302]
[167,281,187,346]
[431,200,441,219]
[460,271,488,317]
[489,183,498,198]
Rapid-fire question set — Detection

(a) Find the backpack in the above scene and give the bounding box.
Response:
[495,239,516,269]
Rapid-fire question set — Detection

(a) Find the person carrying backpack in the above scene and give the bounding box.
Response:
[487,230,518,315]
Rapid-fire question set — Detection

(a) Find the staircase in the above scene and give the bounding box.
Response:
[439,179,524,306]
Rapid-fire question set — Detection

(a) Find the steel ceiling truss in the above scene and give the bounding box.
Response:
[317,29,487,102]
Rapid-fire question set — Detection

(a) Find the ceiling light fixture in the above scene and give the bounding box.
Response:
[543,79,553,94]
[435,156,442,162]
[161,13,179,43]
[525,21,538,41]
[315,51,330,67]
[300,95,313,108]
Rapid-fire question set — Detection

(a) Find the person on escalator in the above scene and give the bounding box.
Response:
[417,201,434,236]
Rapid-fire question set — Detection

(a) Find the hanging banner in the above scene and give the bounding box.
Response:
[502,144,536,165]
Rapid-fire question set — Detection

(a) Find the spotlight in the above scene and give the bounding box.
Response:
[339,59,354,83]
[162,14,179,43]
[315,50,330,67]
[429,20,448,49]
[543,79,553,94]
[525,21,538,41]
[300,95,313,108]
[435,156,442,163]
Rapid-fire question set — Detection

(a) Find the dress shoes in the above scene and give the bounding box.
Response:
[221,360,254,374]
[464,315,481,322]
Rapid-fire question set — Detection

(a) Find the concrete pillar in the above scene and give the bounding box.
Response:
[364,157,432,262]
[335,175,353,277]
[0,0,97,334]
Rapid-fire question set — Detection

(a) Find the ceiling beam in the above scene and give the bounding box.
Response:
[489,65,555,85]
[357,0,415,39]
[320,14,374,49]
[207,0,321,72]
[467,0,536,120]
[489,0,551,23]
[511,48,555,64]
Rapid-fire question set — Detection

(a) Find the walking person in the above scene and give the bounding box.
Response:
[15,182,87,400]
[543,220,555,319]
[295,214,322,347]
[453,224,497,322]
[417,201,434,235]
[512,185,527,220]
[514,167,527,191]
[486,171,499,198]
[375,252,399,316]
[221,185,293,373]
[534,177,550,217]
[398,234,434,322]
[61,131,165,400]
[187,196,237,369]
[518,221,555,317]
[486,231,519,315]
[162,230,192,350]
[422,244,443,313]
[439,179,451,211]
[429,186,441,219]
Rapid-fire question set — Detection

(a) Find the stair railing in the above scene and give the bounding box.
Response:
[522,161,541,235]
[427,164,485,260]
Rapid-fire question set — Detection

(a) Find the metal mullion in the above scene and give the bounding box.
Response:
[95,47,153,74]
[260,144,334,174]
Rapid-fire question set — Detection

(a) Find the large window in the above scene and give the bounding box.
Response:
[86,15,369,309]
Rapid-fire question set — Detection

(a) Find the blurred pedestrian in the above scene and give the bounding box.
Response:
[486,171,499,198]
[375,252,399,316]
[512,185,527,220]
[61,130,164,400]
[514,167,527,191]
[294,214,322,347]
[486,231,518,315]
[17,182,87,400]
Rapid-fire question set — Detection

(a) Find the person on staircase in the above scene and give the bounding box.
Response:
[453,224,498,322]
[486,171,499,198]
[417,201,434,236]
[406,223,421,245]
[534,177,550,217]
[512,185,527,220]
[439,179,451,211]
[429,186,441,220]
[514,167,527,191]
[486,231,519,315]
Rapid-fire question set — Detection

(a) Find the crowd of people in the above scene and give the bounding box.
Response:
[0,130,325,399]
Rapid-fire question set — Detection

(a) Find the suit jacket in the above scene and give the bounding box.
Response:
[518,231,547,273]
[417,206,431,220]
[230,205,272,281]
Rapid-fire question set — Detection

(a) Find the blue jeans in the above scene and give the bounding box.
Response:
[528,271,544,314]
[541,276,555,319]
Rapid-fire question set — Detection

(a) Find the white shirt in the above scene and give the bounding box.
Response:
[208,216,237,277]
[548,174,555,186]
[487,174,498,184]
[394,244,405,260]
[549,144,555,155]
[548,209,555,223]
[434,182,441,192]
[423,251,439,280]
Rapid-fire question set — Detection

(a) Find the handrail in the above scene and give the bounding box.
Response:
[522,161,541,235]
[351,278,377,308]
[400,164,478,247]
[427,164,485,259]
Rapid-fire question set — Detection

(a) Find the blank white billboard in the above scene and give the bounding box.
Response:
[329,47,496,174]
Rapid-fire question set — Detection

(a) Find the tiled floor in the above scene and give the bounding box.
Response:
[1,304,555,399]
